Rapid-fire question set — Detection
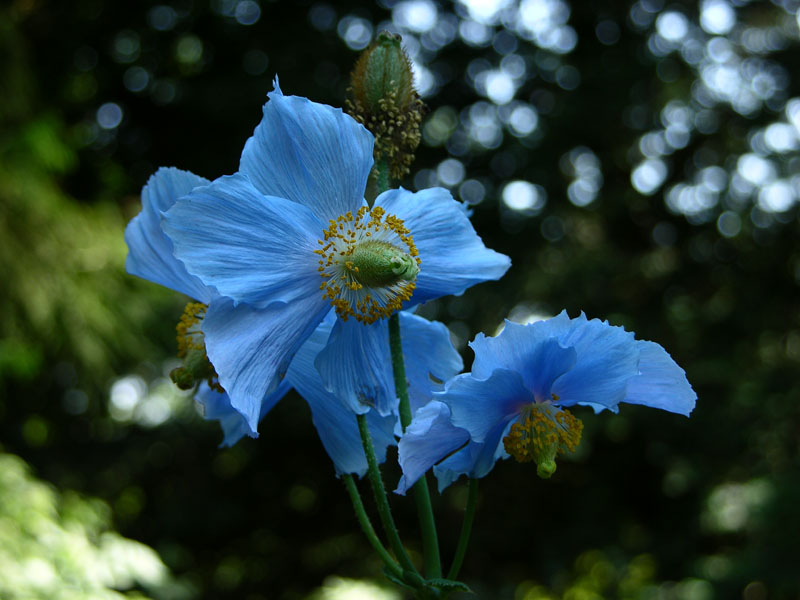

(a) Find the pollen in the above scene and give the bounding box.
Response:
[503,402,583,478]
[314,205,421,324]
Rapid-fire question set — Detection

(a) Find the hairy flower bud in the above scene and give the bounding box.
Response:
[348,32,425,182]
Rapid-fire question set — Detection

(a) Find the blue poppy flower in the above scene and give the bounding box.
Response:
[162,80,510,429]
[397,311,696,492]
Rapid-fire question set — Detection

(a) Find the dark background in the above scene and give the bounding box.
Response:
[1,0,798,598]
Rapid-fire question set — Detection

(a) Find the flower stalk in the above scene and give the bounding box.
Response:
[356,413,419,580]
[389,312,442,579]
[447,479,479,580]
[342,474,403,579]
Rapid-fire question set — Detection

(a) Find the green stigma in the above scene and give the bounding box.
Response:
[349,240,419,288]
[503,403,584,479]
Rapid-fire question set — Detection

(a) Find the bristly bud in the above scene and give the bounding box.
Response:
[348,32,425,182]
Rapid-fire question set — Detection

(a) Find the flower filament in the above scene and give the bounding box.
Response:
[503,399,583,479]
[315,206,420,324]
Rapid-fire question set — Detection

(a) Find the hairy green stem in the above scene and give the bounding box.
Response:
[447,479,479,580]
[388,313,442,579]
[357,413,419,579]
[342,474,403,579]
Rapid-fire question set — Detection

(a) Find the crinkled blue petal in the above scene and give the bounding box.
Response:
[202,296,329,432]
[549,315,639,410]
[374,187,511,305]
[315,318,395,416]
[399,312,463,416]
[239,80,374,223]
[195,379,291,446]
[124,167,213,303]
[396,401,470,495]
[443,368,531,442]
[469,313,578,380]
[163,173,325,309]
[288,316,396,476]
[623,340,696,416]
[470,324,577,400]
[470,313,638,410]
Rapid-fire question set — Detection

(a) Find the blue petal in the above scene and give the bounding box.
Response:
[288,317,396,476]
[433,419,510,491]
[239,81,374,223]
[315,318,396,416]
[470,313,639,410]
[470,322,577,400]
[195,379,290,446]
[470,314,574,380]
[399,312,463,416]
[374,187,510,305]
[623,340,696,416]
[396,401,470,495]
[314,311,463,419]
[202,296,329,432]
[443,369,530,442]
[124,167,213,302]
[549,315,639,410]
[163,173,325,309]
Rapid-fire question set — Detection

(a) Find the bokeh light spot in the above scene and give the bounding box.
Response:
[631,159,667,195]
[96,103,123,129]
[393,0,438,33]
[502,180,546,214]
[234,1,261,25]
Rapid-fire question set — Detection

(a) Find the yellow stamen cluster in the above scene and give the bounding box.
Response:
[503,403,583,478]
[173,302,223,393]
[176,302,207,358]
[315,205,421,324]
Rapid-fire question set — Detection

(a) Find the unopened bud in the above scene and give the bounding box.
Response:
[348,32,425,182]
[352,32,415,114]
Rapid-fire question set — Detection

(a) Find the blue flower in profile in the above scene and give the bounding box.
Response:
[162,80,510,430]
[125,167,293,439]
[396,311,696,493]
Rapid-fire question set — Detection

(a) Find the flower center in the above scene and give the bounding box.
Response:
[503,400,583,479]
[315,206,420,324]
[171,302,223,392]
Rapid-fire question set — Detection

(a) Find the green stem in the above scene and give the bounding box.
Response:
[447,479,479,580]
[357,413,419,579]
[388,313,442,579]
[342,474,403,579]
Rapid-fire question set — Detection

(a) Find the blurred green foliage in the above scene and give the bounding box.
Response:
[0,451,181,600]
[0,1,798,599]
